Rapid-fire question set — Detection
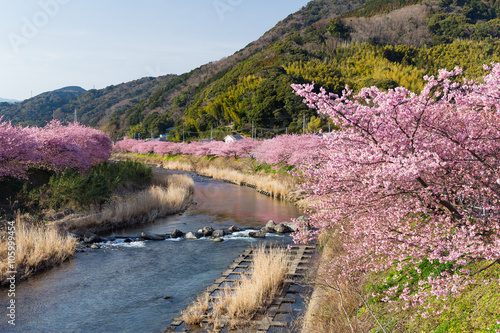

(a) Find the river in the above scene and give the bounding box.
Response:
[0,171,301,333]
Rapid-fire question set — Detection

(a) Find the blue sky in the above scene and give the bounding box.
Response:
[0,0,310,100]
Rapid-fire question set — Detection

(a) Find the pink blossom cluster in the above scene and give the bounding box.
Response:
[0,120,112,179]
[291,63,500,307]
[252,134,327,166]
[114,138,260,158]
[113,134,326,166]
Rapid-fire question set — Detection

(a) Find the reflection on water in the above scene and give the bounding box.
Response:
[0,171,302,333]
[112,172,301,236]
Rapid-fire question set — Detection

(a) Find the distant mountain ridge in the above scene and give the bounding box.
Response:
[0,98,19,104]
[54,86,87,94]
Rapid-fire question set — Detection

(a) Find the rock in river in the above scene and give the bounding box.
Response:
[212,229,225,238]
[141,232,166,241]
[265,220,277,230]
[275,223,292,234]
[261,227,276,233]
[228,225,241,233]
[184,232,202,240]
[83,232,102,244]
[202,226,214,237]
[249,231,266,238]
[171,229,184,239]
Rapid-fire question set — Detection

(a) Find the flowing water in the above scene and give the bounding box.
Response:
[0,171,302,333]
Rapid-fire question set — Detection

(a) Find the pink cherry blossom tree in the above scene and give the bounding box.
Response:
[0,120,111,179]
[292,63,500,309]
[0,120,39,179]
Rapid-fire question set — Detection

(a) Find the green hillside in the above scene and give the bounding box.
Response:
[2,0,500,141]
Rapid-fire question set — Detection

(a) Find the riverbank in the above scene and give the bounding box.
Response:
[111,153,307,206]
[0,168,195,286]
[0,217,77,287]
[1,167,303,333]
[57,173,194,235]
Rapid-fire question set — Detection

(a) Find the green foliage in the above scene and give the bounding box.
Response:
[128,112,174,138]
[371,259,460,302]
[382,45,419,66]
[428,13,472,42]
[410,262,500,332]
[29,161,152,210]
[328,19,351,39]
[308,115,323,133]
[366,260,500,332]
[252,162,294,174]
[428,0,500,43]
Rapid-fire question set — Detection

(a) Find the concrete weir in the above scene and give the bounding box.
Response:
[165,244,316,332]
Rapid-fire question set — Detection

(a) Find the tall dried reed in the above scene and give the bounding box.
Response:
[64,174,194,234]
[181,245,289,330]
[0,219,77,286]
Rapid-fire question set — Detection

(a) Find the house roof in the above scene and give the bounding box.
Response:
[225,135,244,140]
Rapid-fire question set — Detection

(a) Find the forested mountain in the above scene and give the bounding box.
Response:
[2,0,500,141]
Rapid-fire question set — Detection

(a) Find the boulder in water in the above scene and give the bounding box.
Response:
[83,232,102,244]
[261,227,276,233]
[202,226,214,237]
[249,231,266,239]
[184,232,202,240]
[275,223,293,234]
[212,229,225,238]
[228,225,241,233]
[265,220,277,230]
[141,232,166,241]
[171,229,184,239]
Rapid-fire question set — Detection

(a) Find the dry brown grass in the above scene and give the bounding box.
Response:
[181,293,211,326]
[222,245,289,322]
[301,231,374,333]
[0,218,76,286]
[182,245,290,330]
[64,174,194,234]
[197,165,293,199]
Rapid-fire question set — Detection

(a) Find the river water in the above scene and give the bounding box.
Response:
[0,172,301,333]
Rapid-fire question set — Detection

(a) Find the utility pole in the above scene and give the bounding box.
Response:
[74,109,77,123]
[286,127,288,135]
[211,125,213,140]
[328,122,331,133]
[183,125,185,142]
[151,131,153,139]
[252,120,254,139]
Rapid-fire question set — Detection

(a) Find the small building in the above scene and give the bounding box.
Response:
[224,135,244,143]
